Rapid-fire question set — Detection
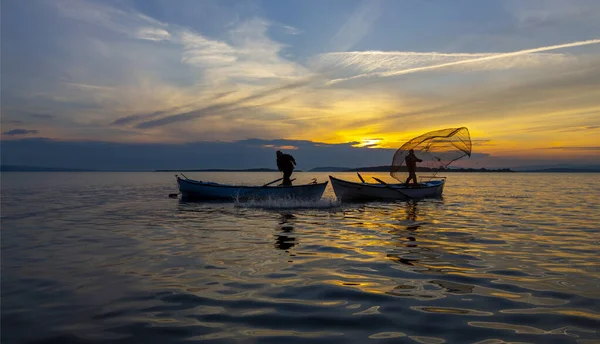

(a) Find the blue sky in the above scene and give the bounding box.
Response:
[1,0,599,169]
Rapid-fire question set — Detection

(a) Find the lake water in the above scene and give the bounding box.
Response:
[1,172,599,343]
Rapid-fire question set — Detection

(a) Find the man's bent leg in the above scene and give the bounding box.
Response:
[408,172,417,185]
[283,169,293,186]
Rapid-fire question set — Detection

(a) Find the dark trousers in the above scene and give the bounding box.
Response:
[405,170,418,185]
[282,168,293,186]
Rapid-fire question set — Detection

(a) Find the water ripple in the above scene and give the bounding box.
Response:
[1,172,599,343]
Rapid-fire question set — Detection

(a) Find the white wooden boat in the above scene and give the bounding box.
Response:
[177,175,328,201]
[329,175,445,201]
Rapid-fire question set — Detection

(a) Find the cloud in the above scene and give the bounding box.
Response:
[490,120,600,135]
[136,27,171,41]
[179,30,238,67]
[557,124,600,132]
[366,57,600,128]
[133,78,314,128]
[3,0,598,159]
[331,0,382,51]
[472,140,496,147]
[29,114,55,119]
[314,51,572,80]
[54,0,167,39]
[281,25,301,35]
[264,144,299,150]
[506,0,600,28]
[3,129,39,136]
[542,146,600,150]
[322,39,600,84]
[20,0,314,138]
[63,83,116,91]
[111,110,173,126]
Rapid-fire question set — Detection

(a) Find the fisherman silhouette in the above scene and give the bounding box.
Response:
[276,150,296,186]
[405,149,422,186]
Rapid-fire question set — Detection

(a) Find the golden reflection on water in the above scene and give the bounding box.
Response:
[224,191,599,324]
[2,172,599,342]
[333,197,598,297]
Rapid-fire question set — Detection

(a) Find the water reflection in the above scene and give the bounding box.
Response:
[3,172,599,343]
[405,200,420,230]
[274,213,297,251]
[430,279,475,294]
[386,201,422,265]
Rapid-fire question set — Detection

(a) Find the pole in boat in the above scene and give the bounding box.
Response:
[357,172,366,183]
[372,177,410,199]
[263,177,284,187]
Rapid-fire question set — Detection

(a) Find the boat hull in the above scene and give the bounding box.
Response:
[177,177,328,201]
[329,176,444,201]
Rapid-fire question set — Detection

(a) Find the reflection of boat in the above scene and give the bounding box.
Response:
[387,201,420,264]
[177,175,328,201]
[329,175,444,202]
[405,200,420,230]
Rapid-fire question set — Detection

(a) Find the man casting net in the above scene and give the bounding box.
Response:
[390,127,472,184]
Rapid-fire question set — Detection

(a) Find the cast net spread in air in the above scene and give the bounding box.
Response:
[390,127,472,183]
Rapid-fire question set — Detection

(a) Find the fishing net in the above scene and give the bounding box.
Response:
[390,127,472,183]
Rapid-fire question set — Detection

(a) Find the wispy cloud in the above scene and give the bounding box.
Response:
[179,30,238,68]
[542,146,600,150]
[136,27,171,41]
[331,0,382,52]
[558,125,600,132]
[134,78,314,128]
[323,39,600,84]
[2,120,24,125]
[45,0,313,135]
[3,129,39,136]
[506,0,600,28]
[376,58,600,123]
[111,109,179,126]
[314,51,572,79]
[29,114,55,120]
[281,25,301,35]
[54,0,167,39]
[63,83,116,91]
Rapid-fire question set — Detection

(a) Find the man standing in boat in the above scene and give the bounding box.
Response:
[405,149,422,186]
[276,150,296,186]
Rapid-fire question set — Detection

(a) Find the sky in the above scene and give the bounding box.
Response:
[1,0,599,170]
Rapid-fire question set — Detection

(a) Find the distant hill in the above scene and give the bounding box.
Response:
[0,165,97,172]
[513,164,600,172]
[311,165,515,172]
[5,164,597,173]
[520,168,600,173]
[155,168,279,172]
[309,166,350,172]
[348,165,390,172]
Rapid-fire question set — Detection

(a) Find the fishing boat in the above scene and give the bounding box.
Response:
[329,175,445,201]
[176,175,328,201]
[328,127,472,202]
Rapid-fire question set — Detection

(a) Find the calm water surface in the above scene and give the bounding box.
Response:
[2,172,599,343]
